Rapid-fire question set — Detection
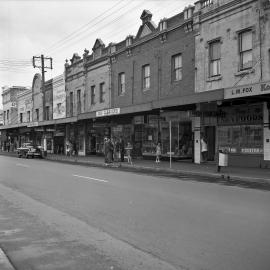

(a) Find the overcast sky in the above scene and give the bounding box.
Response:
[0,0,191,108]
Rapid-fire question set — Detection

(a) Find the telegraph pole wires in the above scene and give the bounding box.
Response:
[32,55,53,121]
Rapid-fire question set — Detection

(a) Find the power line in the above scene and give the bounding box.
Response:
[47,0,146,55]
[44,0,130,53]
[102,1,183,42]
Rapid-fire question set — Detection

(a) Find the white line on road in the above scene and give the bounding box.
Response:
[15,163,30,168]
[73,174,108,183]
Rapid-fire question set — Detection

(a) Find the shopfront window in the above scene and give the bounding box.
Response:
[142,124,159,155]
[218,125,263,154]
[218,104,263,154]
[160,121,192,157]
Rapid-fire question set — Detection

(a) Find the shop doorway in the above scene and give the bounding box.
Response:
[90,135,96,154]
[205,126,216,161]
[54,136,65,154]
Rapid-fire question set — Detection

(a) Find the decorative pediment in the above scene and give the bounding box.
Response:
[70,53,81,64]
[140,25,152,37]
[136,10,157,39]
[92,38,105,51]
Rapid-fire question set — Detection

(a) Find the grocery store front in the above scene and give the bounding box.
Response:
[217,103,264,167]
[221,81,270,167]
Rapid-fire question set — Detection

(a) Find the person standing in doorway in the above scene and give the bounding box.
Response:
[200,135,208,162]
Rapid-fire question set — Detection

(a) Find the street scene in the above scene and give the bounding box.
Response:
[1,0,270,269]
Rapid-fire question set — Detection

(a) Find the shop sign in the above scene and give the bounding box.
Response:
[161,111,191,122]
[93,123,107,128]
[34,128,44,132]
[11,102,17,108]
[134,115,144,124]
[217,104,263,125]
[112,126,123,132]
[241,148,263,154]
[96,108,120,117]
[27,121,39,127]
[192,110,226,117]
[224,81,270,99]
[55,132,65,137]
[46,128,55,132]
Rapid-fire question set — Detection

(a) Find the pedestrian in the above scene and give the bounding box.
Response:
[104,137,109,165]
[7,141,10,152]
[108,138,114,163]
[66,143,71,156]
[156,142,161,163]
[200,135,208,162]
[115,138,120,163]
[119,137,125,162]
[125,142,133,165]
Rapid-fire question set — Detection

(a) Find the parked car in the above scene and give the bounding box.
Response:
[17,143,43,158]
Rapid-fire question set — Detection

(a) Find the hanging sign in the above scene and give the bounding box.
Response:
[161,111,191,122]
[96,108,120,117]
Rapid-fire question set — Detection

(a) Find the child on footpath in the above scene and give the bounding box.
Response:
[156,142,161,163]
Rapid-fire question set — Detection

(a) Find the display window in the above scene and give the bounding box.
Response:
[160,121,192,158]
[217,104,263,154]
[218,125,263,154]
[142,124,159,155]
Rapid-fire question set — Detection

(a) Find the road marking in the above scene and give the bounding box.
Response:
[73,174,108,183]
[15,163,29,168]
[0,229,22,236]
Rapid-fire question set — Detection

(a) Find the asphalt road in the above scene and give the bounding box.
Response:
[0,155,270,270]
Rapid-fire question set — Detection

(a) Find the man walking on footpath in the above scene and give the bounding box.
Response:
[200,134,208,162]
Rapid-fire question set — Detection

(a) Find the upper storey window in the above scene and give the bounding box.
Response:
[239,30,253,70]
[118,73,126,95]
[209,40,221,77]
[142,64,150,89]
[172,54,182,81]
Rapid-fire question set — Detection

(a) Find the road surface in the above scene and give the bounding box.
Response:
[0,155,270,270]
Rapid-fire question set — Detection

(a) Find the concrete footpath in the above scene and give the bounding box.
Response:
[45,154,270,183]
[1,151,269,184]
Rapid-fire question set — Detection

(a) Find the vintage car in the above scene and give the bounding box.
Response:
[17,143,43,158]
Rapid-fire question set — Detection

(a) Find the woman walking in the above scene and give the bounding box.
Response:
[156,142,161,163]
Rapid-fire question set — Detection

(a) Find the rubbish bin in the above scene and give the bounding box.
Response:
[217,150,228,172]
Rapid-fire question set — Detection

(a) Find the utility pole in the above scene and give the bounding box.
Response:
[32,55,53,121]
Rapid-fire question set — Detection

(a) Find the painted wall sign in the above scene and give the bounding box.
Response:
[217,104,263,125]
[224,81,270,99]
[53,74,66,119]
[96,108,120,117]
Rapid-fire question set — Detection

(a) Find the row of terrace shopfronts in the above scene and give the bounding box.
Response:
[1,81,270,168]
[63,98,269,168]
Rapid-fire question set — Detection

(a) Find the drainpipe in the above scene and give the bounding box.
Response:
[256,8,263,81]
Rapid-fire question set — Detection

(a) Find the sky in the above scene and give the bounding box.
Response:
[0,0,191,108]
